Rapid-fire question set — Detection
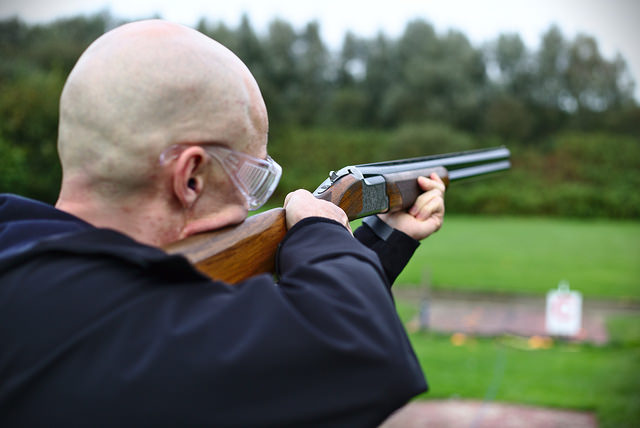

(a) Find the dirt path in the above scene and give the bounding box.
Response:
[380,400,597,428]
[394,288,640,345]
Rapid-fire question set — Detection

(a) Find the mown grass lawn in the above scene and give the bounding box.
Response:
[392,216,640,301]
[395,301,640,428]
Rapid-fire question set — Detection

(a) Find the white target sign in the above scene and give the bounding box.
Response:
[545,281,582,336]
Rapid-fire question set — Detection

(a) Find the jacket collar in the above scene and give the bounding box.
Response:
[0,194,208,283]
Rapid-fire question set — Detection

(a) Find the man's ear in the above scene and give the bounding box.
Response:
[172,146,207,208]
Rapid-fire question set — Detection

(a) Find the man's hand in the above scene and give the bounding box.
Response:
[284,189,352,233]
[378,173,445,241]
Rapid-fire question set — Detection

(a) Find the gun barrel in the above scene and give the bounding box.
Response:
[447,160,511,181]
[356,146,510,179]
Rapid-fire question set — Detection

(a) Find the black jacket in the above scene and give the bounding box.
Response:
[0,194,426,427]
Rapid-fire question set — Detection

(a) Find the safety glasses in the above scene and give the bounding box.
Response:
[159,143,282,210]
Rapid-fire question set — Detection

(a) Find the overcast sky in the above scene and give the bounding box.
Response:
[2,0,639,98]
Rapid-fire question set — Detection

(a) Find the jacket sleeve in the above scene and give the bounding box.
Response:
[354,218,420,285]
[265,217,427,426]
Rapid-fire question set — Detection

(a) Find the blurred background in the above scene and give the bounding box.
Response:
[1,1,638,426]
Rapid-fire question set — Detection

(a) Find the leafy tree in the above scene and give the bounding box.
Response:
[482,34,535,140]
[488,33,533,98]
[293,21,331,125]
[234,15,265,72]
[261,18,299,129]
[380,20,486,129]
[329,32,369,127]
[534,26,571,110]
[363,32,397,127]
[196,18,236,51]
[527,26,636,135]
[565,35,634,112]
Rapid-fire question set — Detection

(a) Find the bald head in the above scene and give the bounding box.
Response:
[58,20,268,200]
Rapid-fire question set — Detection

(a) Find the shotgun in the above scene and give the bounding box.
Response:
[163,146,511,283]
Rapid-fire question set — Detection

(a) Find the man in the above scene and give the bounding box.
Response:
[0,20,445,427]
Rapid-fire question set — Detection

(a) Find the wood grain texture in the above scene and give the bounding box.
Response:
[163,208,286,283]
[385,166,449,213]
[314,175,364,220]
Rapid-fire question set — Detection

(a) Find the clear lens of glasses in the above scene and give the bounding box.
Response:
[159,144,282,210]
[222,150,282,210]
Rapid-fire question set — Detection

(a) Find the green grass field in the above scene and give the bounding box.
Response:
[395,301,640,428]
[388,217,640,427]
[392,216,640,301]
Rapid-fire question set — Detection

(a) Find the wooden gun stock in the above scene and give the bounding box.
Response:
[163,208,287,283]
[163,147,510,283]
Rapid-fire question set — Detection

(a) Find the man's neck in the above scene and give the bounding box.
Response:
[55,194,181,247]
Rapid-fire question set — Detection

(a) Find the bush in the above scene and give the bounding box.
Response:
[0,69,64,203]
[385,123,477,159]
[0,135,28,193]
[415,132,640,218]
[268,127,390,199]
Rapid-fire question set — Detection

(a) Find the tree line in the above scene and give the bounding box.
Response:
[1,11,639,217]
[194,14,639,138]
